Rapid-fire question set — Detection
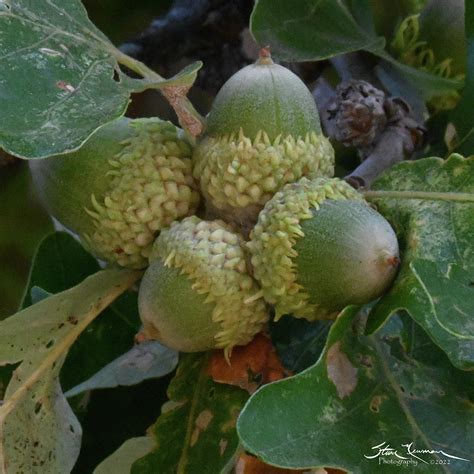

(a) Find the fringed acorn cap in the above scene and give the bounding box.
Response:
[139,216,269,357]
[83,119,200,268]
[247,177,365,320]
[193,49,334,230]
[193,129,334,227]
[31,117,200,269]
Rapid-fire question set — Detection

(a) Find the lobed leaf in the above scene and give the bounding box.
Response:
[0,268,141,473]
[367,155,474,369]
[237,308,474,472]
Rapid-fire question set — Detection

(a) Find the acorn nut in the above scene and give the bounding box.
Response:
[248,177,400,320]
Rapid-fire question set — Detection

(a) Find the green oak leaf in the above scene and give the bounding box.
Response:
[21,231,99,309]
[0,163,52,319]
[366,154,474,370]
[250,0,462,100]
[250,0,384,61]
[131,353,248,474]
[0,0,201,159]
[237,308,474,473]
[0,268,141,473]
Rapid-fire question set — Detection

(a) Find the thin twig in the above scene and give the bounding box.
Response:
[363,190,474,203]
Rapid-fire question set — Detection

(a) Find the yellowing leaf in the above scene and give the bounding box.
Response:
[0,268,141,473]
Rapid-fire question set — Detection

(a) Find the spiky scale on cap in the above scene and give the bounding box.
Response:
[30,118,200,269]
[193,49,334,229]
[194,130,334,226]
[248,177,399,321]
[138,216,269,356]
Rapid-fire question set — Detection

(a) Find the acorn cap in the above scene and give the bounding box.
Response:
[193,50,334,228]
[30,118,200,269]
[138,216,269,356]
[248,177,399,320]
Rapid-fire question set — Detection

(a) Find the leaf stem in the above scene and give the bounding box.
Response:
[113,48,165,81]
[112,48,205,140]
[363,190,474,203]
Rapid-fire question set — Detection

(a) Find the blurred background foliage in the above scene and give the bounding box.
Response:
[82,0,172,44]
[0,164,52,319]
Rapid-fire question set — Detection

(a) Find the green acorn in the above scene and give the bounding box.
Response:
[138,216,268,356]
[193,48,334,230]
[248,177,400,321]
[30,117,200,269]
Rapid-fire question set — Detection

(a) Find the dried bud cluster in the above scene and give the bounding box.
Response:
[328,80,387,149]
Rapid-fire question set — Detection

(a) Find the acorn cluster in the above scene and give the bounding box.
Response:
[30,50,399,356]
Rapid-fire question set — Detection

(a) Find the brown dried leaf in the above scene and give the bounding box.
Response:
[208,333,289,393]
[235,453,304,474]
[236,453,348,474]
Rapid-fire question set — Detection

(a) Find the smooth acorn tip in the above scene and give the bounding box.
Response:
[256,46,274,65]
